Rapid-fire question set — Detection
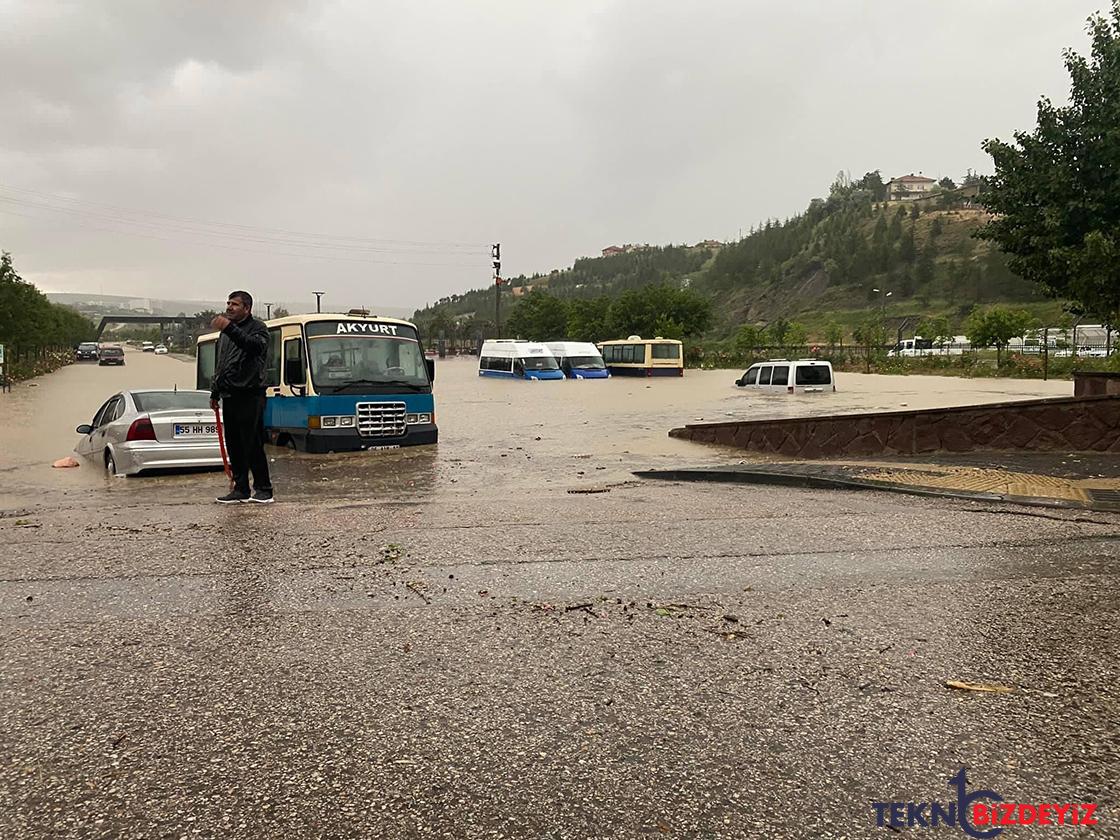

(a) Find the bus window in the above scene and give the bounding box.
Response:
[265,328,281,387]
[652,343,680,359]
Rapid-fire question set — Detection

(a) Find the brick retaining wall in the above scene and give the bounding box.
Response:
[1074,371,1120,397]
[668,395,1120,458]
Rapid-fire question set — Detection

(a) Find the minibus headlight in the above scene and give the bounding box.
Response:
[339,416,355,427]
[322,416,338,428]
[406,413,418,424]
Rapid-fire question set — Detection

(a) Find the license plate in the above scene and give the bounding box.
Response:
[174,424,217,437]
[365,445,401,451]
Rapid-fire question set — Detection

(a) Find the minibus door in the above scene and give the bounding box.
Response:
[276,326,309,431]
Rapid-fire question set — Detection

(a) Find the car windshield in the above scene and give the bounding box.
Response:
[306,321,430,393]
[132,391,212,412]
[79,343,98,350]
[567,355,605,370]
[519,355,559,371]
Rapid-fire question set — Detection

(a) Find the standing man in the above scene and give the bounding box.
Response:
[210,291,274,504]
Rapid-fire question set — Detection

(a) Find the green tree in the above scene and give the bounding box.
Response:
[734,324,766,355]
[978,2,1120,322]
[938,177,957,190]
[272,307,290,319]
[504,291,569,340]
[852,316,888,373]
[918,315,953,349]
[855,170,887,201]
[824,321,844,351]
[965,306,1035,366]
[785,321,808,350]
[767,318,791,347]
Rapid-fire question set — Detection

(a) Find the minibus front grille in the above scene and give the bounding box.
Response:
[356,401,407,437]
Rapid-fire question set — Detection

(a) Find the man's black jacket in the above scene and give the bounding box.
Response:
[210,315,269,400]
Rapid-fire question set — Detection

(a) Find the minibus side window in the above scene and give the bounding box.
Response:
[758,366,773,385]
[745,368,758,385]
[264,328,281,387]
[771,365,789,386]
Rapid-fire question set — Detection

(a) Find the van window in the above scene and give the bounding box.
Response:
[795,365,832,385]
[744,367,758,385]
[651,343,680,360]
[771,365,789,386]
[758,366,772,385]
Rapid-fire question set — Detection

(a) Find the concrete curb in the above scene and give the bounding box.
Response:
[632,467,1105,512]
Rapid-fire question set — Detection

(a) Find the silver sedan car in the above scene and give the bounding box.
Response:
[75,389,225,476]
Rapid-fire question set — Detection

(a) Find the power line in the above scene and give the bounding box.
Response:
[0,182,490,254]
[0,205,486,268]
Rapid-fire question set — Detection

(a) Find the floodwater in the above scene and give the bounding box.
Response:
[0,349,1073,507]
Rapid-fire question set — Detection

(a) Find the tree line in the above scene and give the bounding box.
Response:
[0,250,96,355]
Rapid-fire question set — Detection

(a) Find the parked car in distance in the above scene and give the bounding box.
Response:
[154,344,168,355]
[74,389,225,476]
[141,341,155,352]
[735,359,835,393]
[98,346,125,366]
[76,342,100,361]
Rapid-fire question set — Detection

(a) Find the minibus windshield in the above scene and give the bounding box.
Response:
[306,321,430,394]
[567,356,605,370]
[519,355,559,371]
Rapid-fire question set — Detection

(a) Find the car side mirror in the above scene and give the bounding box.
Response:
[425,358,435,382]
[735,378,743,387]
[76,424,92,434]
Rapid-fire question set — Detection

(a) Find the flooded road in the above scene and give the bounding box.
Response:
[2,352,1117,839]
[0,350,1074,508]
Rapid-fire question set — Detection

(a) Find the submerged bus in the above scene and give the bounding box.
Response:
[197,312,436,453]
[598,336,684,377]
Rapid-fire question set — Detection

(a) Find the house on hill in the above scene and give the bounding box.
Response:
[887,174,937,201]
[601,245,625,257]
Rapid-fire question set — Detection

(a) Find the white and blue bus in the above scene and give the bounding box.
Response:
[598,336,684,377]
[477,340,565,380]
[197,312,436,453]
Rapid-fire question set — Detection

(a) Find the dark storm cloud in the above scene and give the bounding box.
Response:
[0,0,1108,310]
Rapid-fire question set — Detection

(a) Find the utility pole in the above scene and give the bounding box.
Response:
[313,291,325,314]
[265,303,273,319]
[492,244,502,339]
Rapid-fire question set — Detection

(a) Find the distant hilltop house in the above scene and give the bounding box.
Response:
[511,284,534,298]
[887,174,937,201]
[696,239,723,249]
[600,243,653,258]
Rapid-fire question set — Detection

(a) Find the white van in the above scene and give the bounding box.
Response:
[545,341,609,379]
[478,340,565,380]
[735,359,835,393]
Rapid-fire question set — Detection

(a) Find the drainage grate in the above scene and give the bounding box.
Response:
[1087,489,1120,508]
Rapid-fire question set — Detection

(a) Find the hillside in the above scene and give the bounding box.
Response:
[414,181,1066,340]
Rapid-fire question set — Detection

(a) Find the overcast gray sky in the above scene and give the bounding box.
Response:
[0,0,1107,313]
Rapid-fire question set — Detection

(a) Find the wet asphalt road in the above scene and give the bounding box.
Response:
[1,355,1118,838]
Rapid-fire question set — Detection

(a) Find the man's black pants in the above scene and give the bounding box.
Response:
[222,392,272,496]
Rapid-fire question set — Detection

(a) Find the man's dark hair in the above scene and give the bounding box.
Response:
[228,290,253,310]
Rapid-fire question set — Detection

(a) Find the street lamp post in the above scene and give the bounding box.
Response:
[264,303,273,319]
[312,291,325,314]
